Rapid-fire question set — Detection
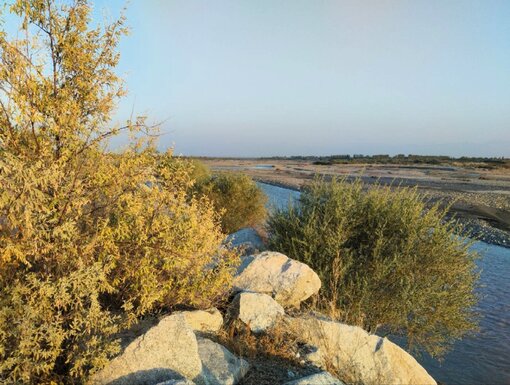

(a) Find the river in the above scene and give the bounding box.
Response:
[257,182,510,385]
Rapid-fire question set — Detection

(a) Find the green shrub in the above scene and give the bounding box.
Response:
[267,177,479,357]
[157,154,211,190]
[188,158,212,184]
[0,1,237,383]
[197,173,267,234]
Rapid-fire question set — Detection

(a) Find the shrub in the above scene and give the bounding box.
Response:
[157,154,212,192]
[197,173,267,234]
[188,158,212,184]
[267,177,479,357]
[0,1,237,383]
[0,263,121,382]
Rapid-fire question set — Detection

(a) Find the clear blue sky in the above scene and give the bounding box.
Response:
[20,1,510,156]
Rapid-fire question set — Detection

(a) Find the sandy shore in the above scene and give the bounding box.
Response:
[202,158,510,248]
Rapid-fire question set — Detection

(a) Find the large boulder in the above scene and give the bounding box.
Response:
[284,372,345,385]
[230,292,285,333]
[178,308,223,333]
[233,251,321,308]
[197,338,249,385]
[89,314,203,385]
[282,316,436,385]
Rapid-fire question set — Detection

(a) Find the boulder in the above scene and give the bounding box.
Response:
[282,316,436,385]
[197,338,249,385]
[178,308,223,333]
[284,372,345,385]
[156,381,195,385]
[233,251,321,308]
[230,292,285,333]
[227,227,265,255]
[89,314,203,385]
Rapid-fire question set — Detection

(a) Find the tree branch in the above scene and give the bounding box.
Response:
[76,122,161,156]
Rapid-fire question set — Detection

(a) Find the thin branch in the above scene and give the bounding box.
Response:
[30,120,40,154]
[56,157,85,226]
[47,0,60,158]
[0,99,15,137]
[76,122,162,156]
[0,40,46,79]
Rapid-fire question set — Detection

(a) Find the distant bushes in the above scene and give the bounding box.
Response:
[299,154,510,168]
[196,173,267,234]
[267,177,479,358]
[188,158,212,185]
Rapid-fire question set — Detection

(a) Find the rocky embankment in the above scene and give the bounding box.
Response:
[461,219,510,248]
[90,249,437,385]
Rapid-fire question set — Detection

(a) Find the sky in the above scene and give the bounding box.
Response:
[12,1,510,156]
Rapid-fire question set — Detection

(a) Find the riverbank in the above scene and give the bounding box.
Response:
[256,177,510,248]
[202,158,510,248]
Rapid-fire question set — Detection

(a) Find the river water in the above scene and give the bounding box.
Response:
[257,182,510,385]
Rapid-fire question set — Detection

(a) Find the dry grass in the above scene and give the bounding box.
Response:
[213,319,319,385]
[210,309,398,385]
[218,319,300,363]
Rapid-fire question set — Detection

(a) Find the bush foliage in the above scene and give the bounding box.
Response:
[188,158,212,184]
[267,177,479,357]
[156,158,266,234]
[0,1,236,383]
[196,173,267,234]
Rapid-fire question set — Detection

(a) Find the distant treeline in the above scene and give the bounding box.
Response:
[251,154,509,169]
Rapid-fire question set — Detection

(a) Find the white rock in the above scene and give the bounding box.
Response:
[227,227,265,255]
[89,314,203,385]
[233,251,321,308]
[283,316,436,385]
[304,346,325,368]
[284,372,345,385]
[197,338,249,385]
[178,308,223,333]
[156,380,195,385]
[230,292,285,333]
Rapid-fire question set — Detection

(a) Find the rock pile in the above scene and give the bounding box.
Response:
[90,251,436,385]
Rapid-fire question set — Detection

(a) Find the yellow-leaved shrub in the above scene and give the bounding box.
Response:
[0,1,237,383]
[196,172,267,234]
